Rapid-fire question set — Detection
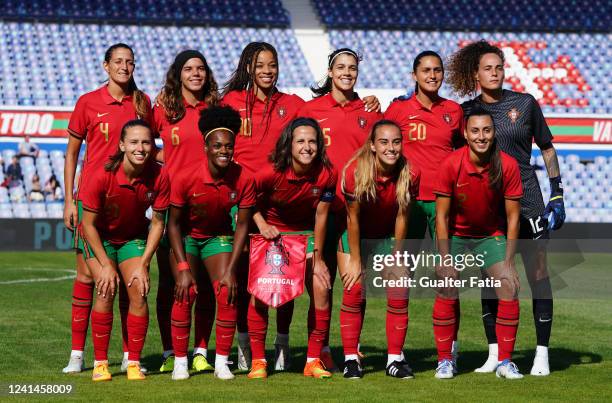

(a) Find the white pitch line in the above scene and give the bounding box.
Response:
[0,268,76,285]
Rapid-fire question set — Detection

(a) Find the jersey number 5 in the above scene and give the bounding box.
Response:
[323,128,331,146]
[408,123,426,141]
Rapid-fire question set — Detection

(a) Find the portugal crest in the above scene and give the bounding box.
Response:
[507,108,520,123]
[228,191,237,202]
[265,241,289,275]
[145,191,156,203]
[311,186,321,196]
[277,106,287,119]
[443,113,452,124]
[358,116,367,129]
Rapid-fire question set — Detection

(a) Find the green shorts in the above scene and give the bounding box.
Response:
[72,200,84,251]
[338,229,395,255]
[450,235,507,269]
[185,235,234,260]
[407,200,436,239]
[83,238,146,264]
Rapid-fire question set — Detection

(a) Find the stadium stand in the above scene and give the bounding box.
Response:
[0,22,313,106]
[311,0,610,32]
[1,0,290,27]
[327,30,611,114]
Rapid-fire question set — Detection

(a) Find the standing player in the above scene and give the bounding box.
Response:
[167,105,255,380]
[299,48,383,370]
[79,120,169,381]
[448,40,565,376]
[62,43,151,373]
[434,109,524,379]
[247,118,336,380]
[152,49,219,374]
[338,120,419,379]
[221,41,305,372]
[384,50,464,368]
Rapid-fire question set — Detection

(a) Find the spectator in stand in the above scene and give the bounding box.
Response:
[5,156,23,188]
[17,135,40,162]
[45,175,64,201]
[29,174,44,202]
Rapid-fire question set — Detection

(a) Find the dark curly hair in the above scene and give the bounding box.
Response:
[198,105,242,145]
[447,40,505,97]
[221,42,279,137]
[157,50,218,123]
[269,117,332,172]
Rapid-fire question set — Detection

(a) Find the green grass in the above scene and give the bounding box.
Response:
[0,252,610,402]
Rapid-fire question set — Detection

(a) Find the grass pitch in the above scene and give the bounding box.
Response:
[0,251,610,402]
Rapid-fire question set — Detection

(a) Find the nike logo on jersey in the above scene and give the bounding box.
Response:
[409,115,419,119]
[193,192,206,198]
[97,112,109,118]
[238,108,247,112]
[456,183,469,188]
[317,118,329,123]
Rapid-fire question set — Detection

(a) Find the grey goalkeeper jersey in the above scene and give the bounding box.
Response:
[462,90,553,218]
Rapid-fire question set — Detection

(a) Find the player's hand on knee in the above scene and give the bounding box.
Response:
[129,266,150,297]
[175,270,196,304]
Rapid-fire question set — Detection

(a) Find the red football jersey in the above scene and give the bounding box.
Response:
[68,85,152,195]
[384,95,464,201]
[299,93,382,177]
[434,146,523,237]
[342,160,419,239]
[254,162,337,232]
[79,162,169,244]
[170,161,256,238]
[152,100,207,178]
[221,90,305,175]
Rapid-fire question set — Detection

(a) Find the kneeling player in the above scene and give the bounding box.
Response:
[168,105,254,380]
[434,108,523,379]
[338,120,419,379]
[80,120,169,381]
[247,117,336,379]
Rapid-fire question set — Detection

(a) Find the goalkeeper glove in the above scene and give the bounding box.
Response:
[543,176,565,231]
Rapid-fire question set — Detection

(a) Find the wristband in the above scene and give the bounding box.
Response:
[549,176,563,195]
[176,261,190,272]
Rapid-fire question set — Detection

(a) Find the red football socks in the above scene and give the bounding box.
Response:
[91,310,113,361]
[213,281,237,357]
[248,302,269,360]
[307,307,330,358]
[171,286,197,358]
[127,312,149,361]
[433,296,458,361]
[340,283,365,356]
[497,299,520,361]
[70,280,93,351]
[386,298,409,355]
